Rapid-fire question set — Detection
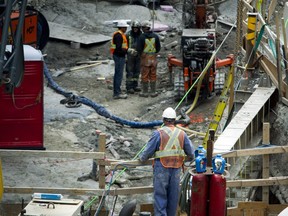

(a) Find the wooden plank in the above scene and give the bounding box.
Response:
[214,136,240,153]
[4,186,154,196]
[4,187,105,196]
[228,203,288,216]
[0,150,105,159]
[238,201,266,208]
[4,177,287,196]
[258,54,288,97]
[267,0,277,23]
[276,11,283,99]
[271,205,288,215]
[220,146,288,158]
[109,186,153,195]
[140,203,154,214]
[48,22,111,45]
[214,87,276,154]
[114,146,288,165]
[283,97,288,106]
[238,201,267,216]
[110,158,153,169]
[227,207,243,216]
[226,176,288,187]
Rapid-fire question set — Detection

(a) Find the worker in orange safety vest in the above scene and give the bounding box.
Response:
[139,107,195,216]
[110,20,129,99]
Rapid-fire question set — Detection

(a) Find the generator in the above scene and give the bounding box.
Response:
[181,28,216,99]
[168,0,217,100]
[19,198,84,216]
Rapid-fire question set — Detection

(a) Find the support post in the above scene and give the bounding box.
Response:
[98,133,107,216]
[207,129,215,168]
[99,133,106,188]
[262,123,270,203]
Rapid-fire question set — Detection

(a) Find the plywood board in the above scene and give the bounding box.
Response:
[48,22,111,45]
[214,87,276,153]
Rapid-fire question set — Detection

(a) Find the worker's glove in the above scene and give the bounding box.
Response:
[127,48,138,56]
[127,48,134,54]
[131,49,138,56]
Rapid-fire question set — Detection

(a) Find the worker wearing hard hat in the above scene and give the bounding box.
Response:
[110,20,129,99]
[125,20,142,94]
[137,20,161,97]
[139,107,195,216]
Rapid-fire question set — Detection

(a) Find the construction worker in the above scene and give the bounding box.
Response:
[137,20,161,97]
[110,20,129,99]
[125,19,142,94]
[139,107,195,216]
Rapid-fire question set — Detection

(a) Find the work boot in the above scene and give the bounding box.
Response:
[134,86,141,92]
[113,93,128,99]
[150,81,158,97]
[127,89,135,94]
[139,82,149,97]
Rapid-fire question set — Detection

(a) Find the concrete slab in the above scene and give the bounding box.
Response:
[48,22,111,45]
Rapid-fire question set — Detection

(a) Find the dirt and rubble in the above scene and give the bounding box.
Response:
[1,0,288,215]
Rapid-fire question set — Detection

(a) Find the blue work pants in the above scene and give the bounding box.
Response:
[113,54,126,96]
[153,161,181,216]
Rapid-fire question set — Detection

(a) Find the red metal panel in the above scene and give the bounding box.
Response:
[209,174,226,216]
[0,50,44,149]
[190,174,208,216]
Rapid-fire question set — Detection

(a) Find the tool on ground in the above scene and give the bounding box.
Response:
[54,62,103,77]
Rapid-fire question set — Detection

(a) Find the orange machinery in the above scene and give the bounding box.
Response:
[168,0,233,100]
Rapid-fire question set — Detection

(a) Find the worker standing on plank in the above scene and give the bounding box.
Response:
[125,19,142,94]
[139,107,195,216]
[110,20,129,99]
[137,20,161,97]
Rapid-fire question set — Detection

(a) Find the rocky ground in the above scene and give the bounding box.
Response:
[1,0,287,215]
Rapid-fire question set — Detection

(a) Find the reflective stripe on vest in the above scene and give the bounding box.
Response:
[154,127,185,158]
[110,30,128,54]
[129,35,133,48]
[143,38,156,54]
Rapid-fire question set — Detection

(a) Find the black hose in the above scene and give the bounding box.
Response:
[175,106,191,125]
[44,63,163,128]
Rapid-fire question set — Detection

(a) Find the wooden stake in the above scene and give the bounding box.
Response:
[275,11,283,100]
[262,122,270,203]
[98,133,106,189]
[98,133,107,216]
[262,123,270,145]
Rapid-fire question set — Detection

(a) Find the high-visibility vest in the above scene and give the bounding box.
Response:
[143,38,156,54]
[154,126,186,168]
[110,30,128,54]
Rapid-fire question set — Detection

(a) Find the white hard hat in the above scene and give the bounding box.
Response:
[117,20,129,28]
[141,20,151,29]
[162,107,176,119]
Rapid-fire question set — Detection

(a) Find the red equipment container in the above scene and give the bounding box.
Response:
[209,174,226,216]
[190,174,209,216]
[0,45,44,149]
